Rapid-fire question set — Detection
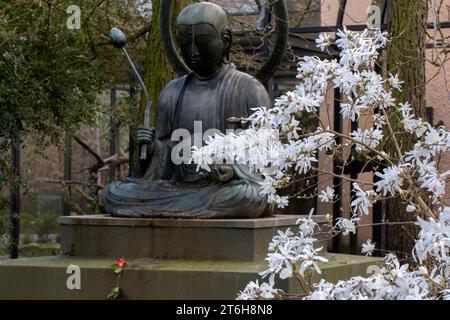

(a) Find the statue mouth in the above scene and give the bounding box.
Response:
[190,59,200,65]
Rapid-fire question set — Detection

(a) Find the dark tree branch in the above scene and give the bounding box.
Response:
[73,135,104,165]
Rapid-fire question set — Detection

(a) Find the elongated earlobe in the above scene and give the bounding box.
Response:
[223,53,231,64]
[222,28,232,64]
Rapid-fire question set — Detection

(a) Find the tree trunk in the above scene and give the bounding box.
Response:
[385,0,428,257]
[387,0,427,118]
[143,0,194,124]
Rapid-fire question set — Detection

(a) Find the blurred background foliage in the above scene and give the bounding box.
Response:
[0,0,153,249]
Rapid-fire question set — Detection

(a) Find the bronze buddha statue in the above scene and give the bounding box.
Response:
[103,2,274,218]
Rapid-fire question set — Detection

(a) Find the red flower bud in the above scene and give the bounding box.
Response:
[114,258,126,267]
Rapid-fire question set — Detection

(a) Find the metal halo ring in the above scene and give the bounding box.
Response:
[159,0,289,84]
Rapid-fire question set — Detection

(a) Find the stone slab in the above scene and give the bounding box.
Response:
[59,214,328,228]
[60,215,328,262]
[0,254,381,300]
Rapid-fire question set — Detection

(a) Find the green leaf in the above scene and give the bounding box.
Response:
[112,265,123,274]
[107,287,121,300]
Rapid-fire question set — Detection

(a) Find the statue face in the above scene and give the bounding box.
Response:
[178,23,225,77]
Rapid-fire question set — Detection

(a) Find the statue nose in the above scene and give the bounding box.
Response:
[191,42,199,57]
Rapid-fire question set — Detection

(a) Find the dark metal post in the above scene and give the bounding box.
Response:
[372,172,383,256]
[258,3,274,97]
[128,85,138,177]
[426,106,434,125]
[372,61,384,255]
[331,0,348,254]
[332,87,343,253]
[383,0,391,30]
[10,133,20,259]
[349,120,358,254]
[109,87,117,181]
[63,132,72,216]
[337,0,348,26]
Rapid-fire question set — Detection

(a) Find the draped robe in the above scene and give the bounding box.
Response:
[103,64,274,218]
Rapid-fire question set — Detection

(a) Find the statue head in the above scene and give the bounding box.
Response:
[176,2,232,77]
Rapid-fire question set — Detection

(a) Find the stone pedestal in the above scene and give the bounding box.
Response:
[60,215,328,261]
[0,214,381,300]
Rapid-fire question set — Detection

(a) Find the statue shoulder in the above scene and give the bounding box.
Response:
[158,74,191,106]
[154,74,191,136]
[231,69,271,108]
[232,69,262,85]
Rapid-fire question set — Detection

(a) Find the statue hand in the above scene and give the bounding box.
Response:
[207,165,235,183]
[137,127,155,157]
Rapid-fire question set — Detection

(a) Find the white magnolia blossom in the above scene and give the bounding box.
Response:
[255,209,327,294]
[240,208,450,300]
[268,194,289,208]
[335,214,360,236]
[303,253,434,300]
[318,186,335,203]
[350,183,375,216]
[374,165,404,196]
[400,102,429,138]
[298,246,329,276]
[350,127,384,152]
[190,27,448,211]
[418,166,450,204]
[237,280,283,300]
[190,27,450,300]
[413,207,450,264]
[424,126,450,154]
[388,73,403,91]
[361,240,376,256]
[315,33,333,51]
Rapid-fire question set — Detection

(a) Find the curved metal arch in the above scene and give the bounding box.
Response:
[159,0,289,84]
[336,0,347,27]
[337,0,390,29]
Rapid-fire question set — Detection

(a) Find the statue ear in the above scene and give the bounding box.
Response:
[222,27,232,64]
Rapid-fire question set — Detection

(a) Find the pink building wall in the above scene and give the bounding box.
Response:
[317,1,450,249]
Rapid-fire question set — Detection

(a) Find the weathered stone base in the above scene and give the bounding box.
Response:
[59,215,329,261]
[0,254,381,300]
[0,214,382,299]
